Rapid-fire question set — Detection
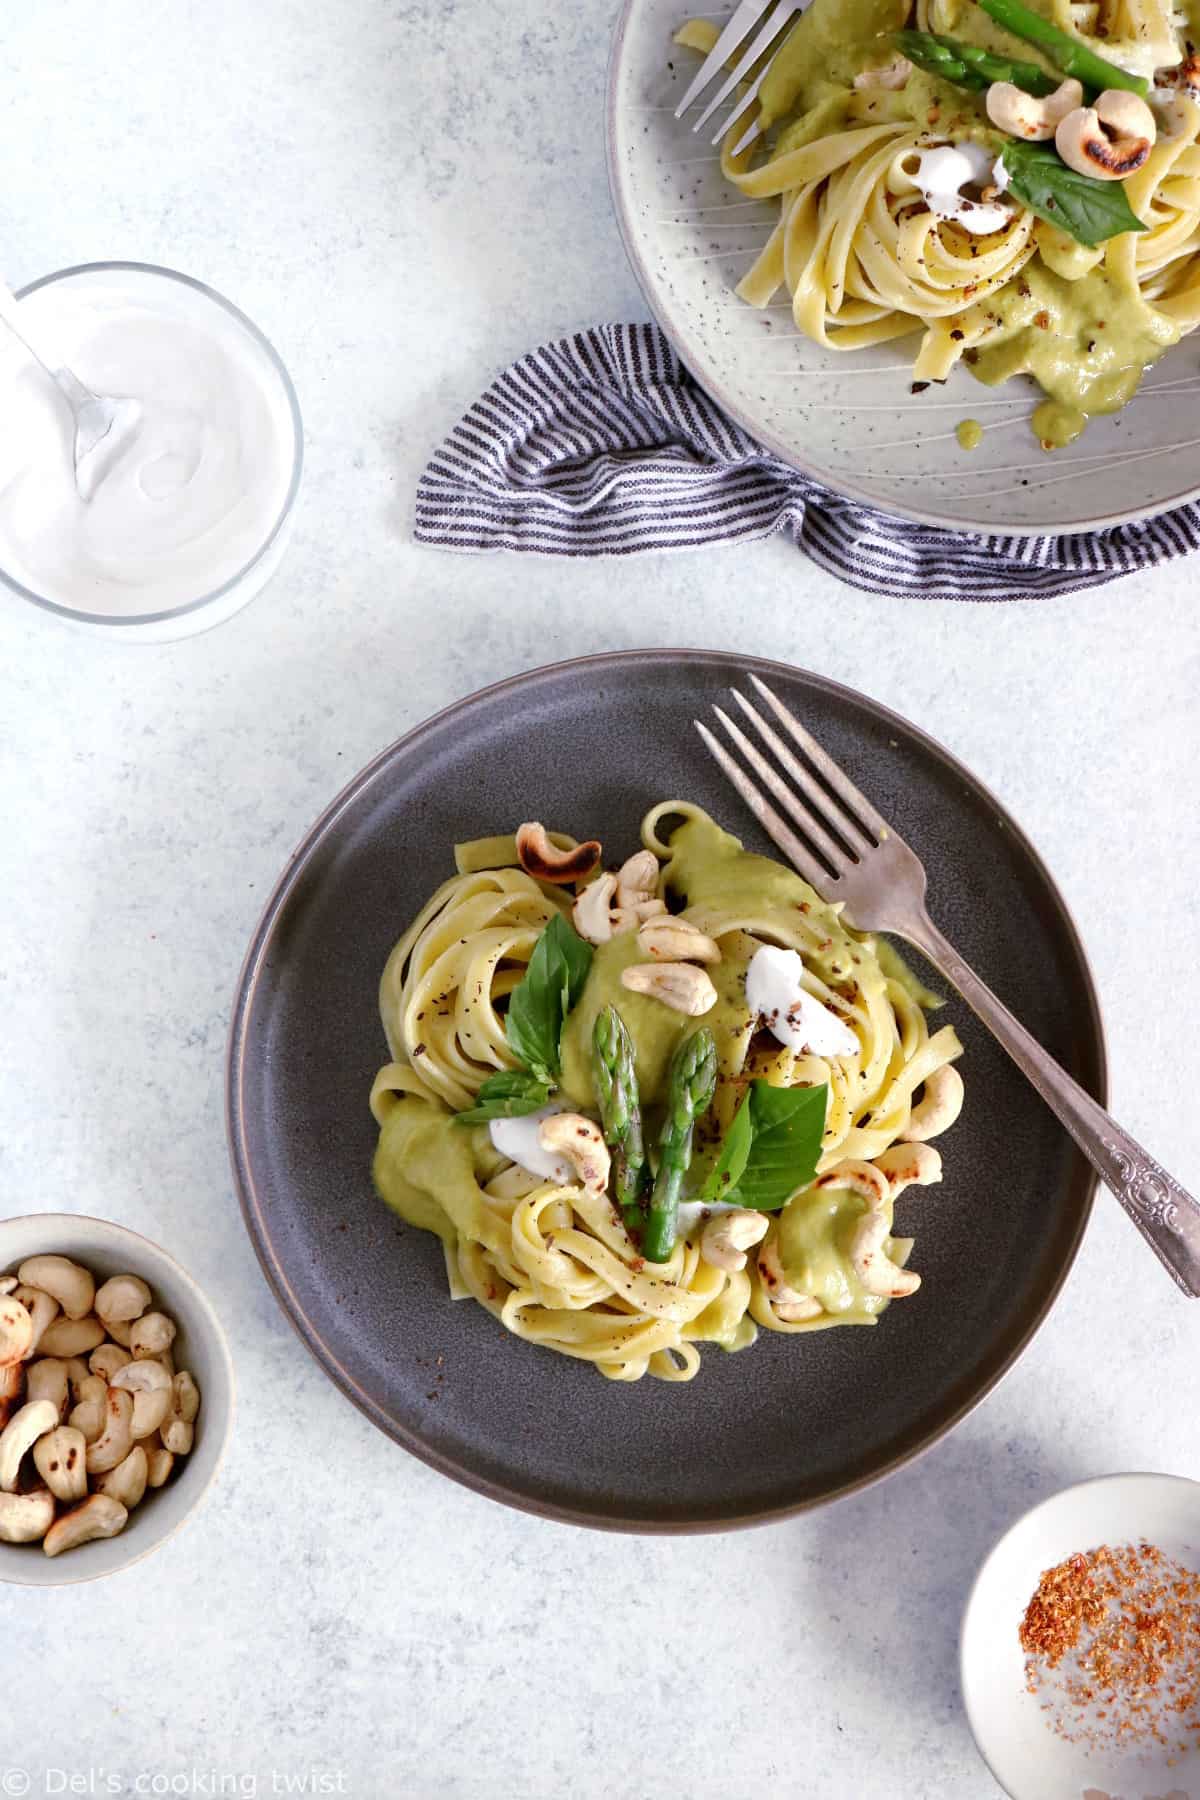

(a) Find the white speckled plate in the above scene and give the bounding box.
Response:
[606,0,1200,535]
[961,1473,1200,1798]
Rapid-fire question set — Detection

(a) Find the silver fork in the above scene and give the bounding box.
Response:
[698,674,1200,1298]
[673,0,807,155]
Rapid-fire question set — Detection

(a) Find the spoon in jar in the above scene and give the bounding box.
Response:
[0,276,142,502]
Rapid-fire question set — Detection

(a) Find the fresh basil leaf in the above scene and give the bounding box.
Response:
[702,1093,755,1203]
[1001,139,1146,248]
[712,1081,829,1212]
[504,912,593,1081]
[455,1071,554,1125]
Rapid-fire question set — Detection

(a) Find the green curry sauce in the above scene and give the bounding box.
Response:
[754,0,1177,442]
[373,813,910,1343]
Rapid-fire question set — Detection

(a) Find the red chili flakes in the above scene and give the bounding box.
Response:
[1019,1543,1200,1755]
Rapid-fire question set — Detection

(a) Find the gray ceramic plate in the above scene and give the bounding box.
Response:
[227,650,1105,1532]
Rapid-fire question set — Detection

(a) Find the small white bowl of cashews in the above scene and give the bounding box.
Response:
[0,1214,233,1586]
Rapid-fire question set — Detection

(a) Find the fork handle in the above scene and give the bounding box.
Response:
[905,911,1200,1298]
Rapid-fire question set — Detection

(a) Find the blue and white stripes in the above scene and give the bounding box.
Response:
[415,323,1200,599]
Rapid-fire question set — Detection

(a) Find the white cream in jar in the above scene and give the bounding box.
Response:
[0,267,298,623]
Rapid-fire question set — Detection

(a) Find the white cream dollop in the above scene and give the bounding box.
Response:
[488,1106,573,1183]
[745,946,859,1058]
[913,143,1012,235]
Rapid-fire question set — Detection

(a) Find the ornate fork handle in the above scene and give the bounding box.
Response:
[906,912,1200,1298]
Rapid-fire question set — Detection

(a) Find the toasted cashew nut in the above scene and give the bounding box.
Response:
[986,76,1081,140]
[64,1358,92,1399]
[144,1439,175,1488]
[572,872,619,944]
[0,1297,33,1369]
[94,1274,152,1327]
[853,50,912,90]
[620,961,717,1016]
[813,1159,892,1208]
[636,916,722,965]
[38,1314,105,1358]
[700,1211,769,1273]
[90,1342,132,1383]
[901,1065,965,1142]
[43,1493,128,1558]
[17,1255,95,1321]
[130,1312,177,1360]
[69,1375,109,1444]
[0,1364,23,1431]
[161,1372,200,1456]
[112,1359,172,1438]
[1056,90,1156,178]
[104,1315,134,1348]
[33,1425,88,1503]
[615,850,660,909]
[0,1397,59,1491]
[873,1142,943,1198]
[25,1358,69,1420]
[756,1234,823,1321]
[86,1387,135,1474]
[850,1209,921,1299]
[536,1115,611,1196]
[0,1487,56,1543]
[515,821,602,886]
[12,1286,60,1357]
[97,1445,149,1511]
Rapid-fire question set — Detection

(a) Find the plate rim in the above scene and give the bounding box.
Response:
[226,647,1107,1534]
[603,0,1200,540]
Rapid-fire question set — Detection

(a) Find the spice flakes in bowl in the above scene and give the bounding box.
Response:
[961,1474,1200,1800]
[0,1255,201,1557]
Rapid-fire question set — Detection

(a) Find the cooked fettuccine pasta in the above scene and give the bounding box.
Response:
[370,805,964,1383]
[678,0,1200,446]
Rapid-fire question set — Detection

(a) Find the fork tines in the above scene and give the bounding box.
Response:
[673,0,804,152]
[696,675,885,893]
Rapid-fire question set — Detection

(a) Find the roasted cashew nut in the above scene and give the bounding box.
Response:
[813,1159,892,1207]
[43,1493,128,1558]
[636,916,722,965]
[144,1438,175,1488]
[850,1209,921,1299]
[90,1342,132,1383]
[901,1065,965,1142]
[69,1375,109,1444]
[94,1274,152,1328]
[1056,90,1157,179]
[537,1115,611,1197]
[129,1311,177,1361]
[872,1142,943,1198]
[85,1387,135,1474]
[0,1487,56,1543]
[0,1397,59,1491]
[515,821,602,886]
[620,961,718,1016]
[25,1358,69,1420]
[112,1358,172,1438]
[17,1255,95,1321]
[573,872,620,944]
[986,76,1082,141]
[0,1365,23,1431]
[32,1425,88,1503]
[0,1297,33,1369]
[12,1286,60,1357]
[37,1314,106,1359]
[97,1445,149,1511]
[756,1232,823,1321]
[572,851,668,945]
[700,1211,769,1273]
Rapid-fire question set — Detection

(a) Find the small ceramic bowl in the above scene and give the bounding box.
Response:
[0,1214,234,1585]
[961,1472,1200,1800]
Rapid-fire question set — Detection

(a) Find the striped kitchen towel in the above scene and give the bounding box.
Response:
[415,322,1200,601]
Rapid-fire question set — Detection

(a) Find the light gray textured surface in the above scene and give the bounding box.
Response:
[1,2,1199,1796]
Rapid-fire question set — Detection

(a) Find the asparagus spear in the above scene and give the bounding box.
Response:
[592,1005,649,1234]
[641,1028,719,1265]
[894,29,1058,96]
[978,0,1149,95]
